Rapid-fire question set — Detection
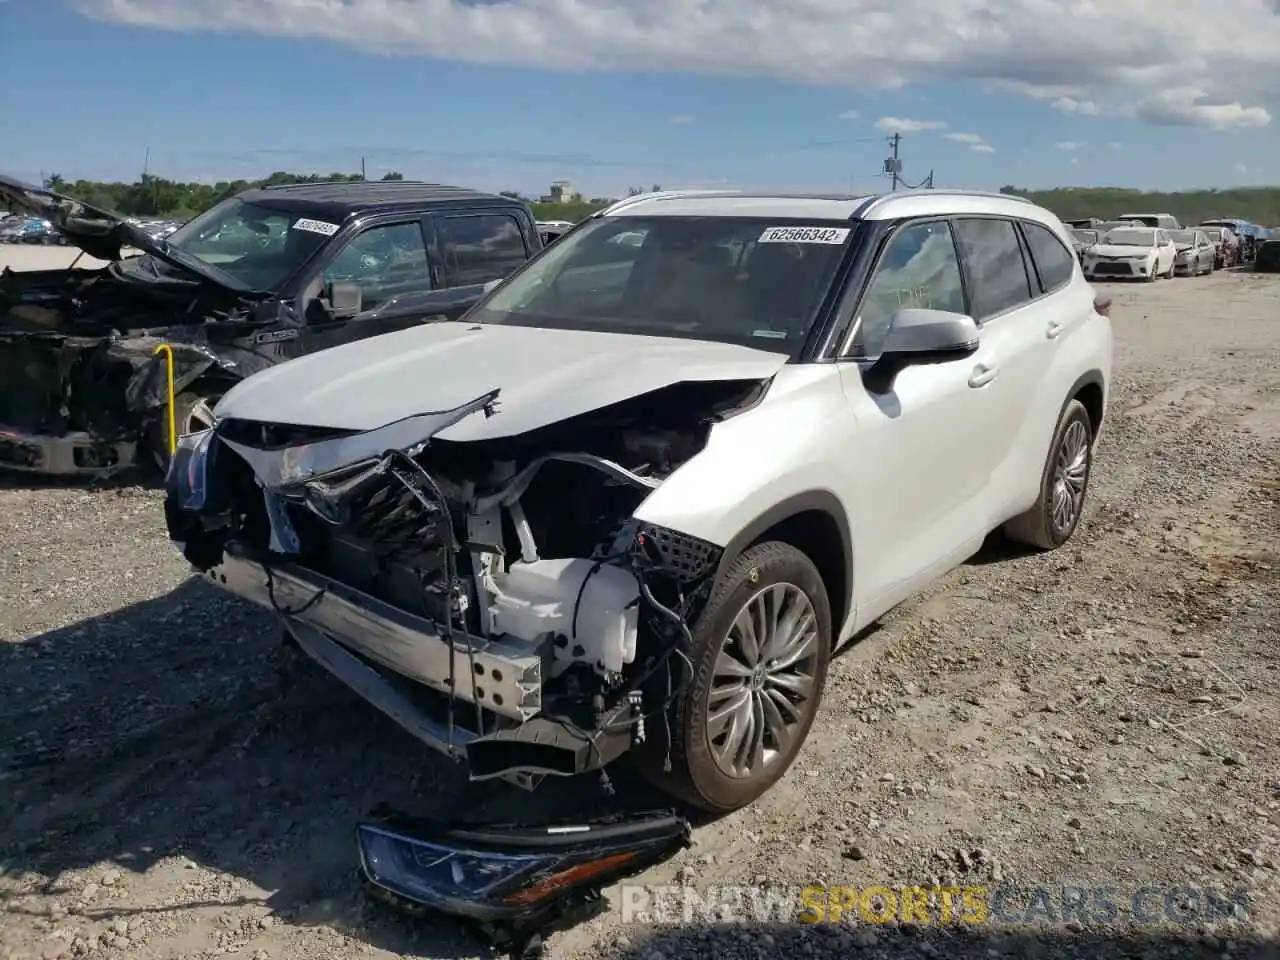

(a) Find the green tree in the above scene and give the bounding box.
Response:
[1001,186,1280,226]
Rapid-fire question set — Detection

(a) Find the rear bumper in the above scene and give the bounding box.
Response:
[0,425,137,476]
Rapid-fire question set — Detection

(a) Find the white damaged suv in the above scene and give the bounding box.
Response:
[165,189,1112,813]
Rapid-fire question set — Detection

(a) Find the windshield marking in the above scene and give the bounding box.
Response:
[292,218,340,236]
[758,226,850,244]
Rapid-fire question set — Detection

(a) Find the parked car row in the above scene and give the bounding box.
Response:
[3,176,1113,824]
[1065,212,1279,273]
[0,213,68,244]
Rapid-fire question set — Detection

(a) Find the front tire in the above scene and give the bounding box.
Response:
[635,541,833,813]
[148,389,222,473]
[1003,399,1094,551]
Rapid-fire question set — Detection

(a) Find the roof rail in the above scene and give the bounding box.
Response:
[595,189,742,217]
[851,188,1033,219]
[260,179,440,190]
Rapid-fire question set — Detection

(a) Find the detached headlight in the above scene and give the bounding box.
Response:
[357,812,690,925]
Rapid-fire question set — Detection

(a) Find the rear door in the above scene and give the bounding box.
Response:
[432,208,536,319]
[950,216,1058,518]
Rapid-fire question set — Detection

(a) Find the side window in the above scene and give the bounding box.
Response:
[851,220,965,358]
[952,218,1033,321]
[321,221,431,314]
[1021,221,1077,293]
[441,214,529,287]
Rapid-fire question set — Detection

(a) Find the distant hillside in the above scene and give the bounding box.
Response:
[1000,186,1280,226]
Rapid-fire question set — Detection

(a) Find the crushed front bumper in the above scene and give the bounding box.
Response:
[0,425,137,475]
[207,545,543,721]
[203,546,636,785]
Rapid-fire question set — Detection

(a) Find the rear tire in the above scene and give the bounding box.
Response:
[1003,399,1094,551]
[634,541,833,813]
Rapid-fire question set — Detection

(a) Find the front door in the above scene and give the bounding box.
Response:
[299,218,439,356]
[835,218,1001,619]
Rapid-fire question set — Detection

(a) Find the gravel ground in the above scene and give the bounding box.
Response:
[1,252,1278,960]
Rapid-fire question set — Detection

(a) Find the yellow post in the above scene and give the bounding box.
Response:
[153,343,177,456]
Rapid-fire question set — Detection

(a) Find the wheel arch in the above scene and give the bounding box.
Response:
[712,491,854,639]
[1065,369,1105,439]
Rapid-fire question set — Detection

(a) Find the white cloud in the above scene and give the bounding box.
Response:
[942,131,994,152]
[874,117,947,133]
[1054,141,1084,151]
[74,0,1280,129]
[1050,96,1100,115]
[840,110,860,120]
[1235,162,1249,174]
[669,115,695,124]
[1135,88,1271,129]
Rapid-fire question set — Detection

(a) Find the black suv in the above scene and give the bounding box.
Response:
[0,175,540,477]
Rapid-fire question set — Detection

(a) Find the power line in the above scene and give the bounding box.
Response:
[882,132,933,191]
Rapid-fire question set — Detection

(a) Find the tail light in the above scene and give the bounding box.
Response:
[1093,295,1112,318]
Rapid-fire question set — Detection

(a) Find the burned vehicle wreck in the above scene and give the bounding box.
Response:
[0,174,539,476]
[165,192,895,815]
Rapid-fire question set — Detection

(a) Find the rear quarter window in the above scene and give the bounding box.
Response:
[1021,221,1077,294]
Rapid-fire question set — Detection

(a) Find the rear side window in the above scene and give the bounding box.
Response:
[952,218,1033,321]
[1021,221,1077,293]
[441,213,529,287]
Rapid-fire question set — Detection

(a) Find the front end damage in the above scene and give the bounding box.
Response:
[166,380,764,788]
[0,266,263,476]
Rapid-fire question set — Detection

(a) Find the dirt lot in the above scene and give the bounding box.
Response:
[1,255,1278,960]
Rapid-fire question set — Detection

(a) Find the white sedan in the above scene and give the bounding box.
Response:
[1082,227,1177,281]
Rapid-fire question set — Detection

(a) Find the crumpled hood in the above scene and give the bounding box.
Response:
[0,173,250,294]
[213,321,790,442]
[1088,243,1153,258]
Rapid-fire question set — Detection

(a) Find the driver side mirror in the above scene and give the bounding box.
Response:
[879,308,980,361]
[323,280,362,319]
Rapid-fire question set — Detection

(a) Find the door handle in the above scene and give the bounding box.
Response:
[1046,320,1064,339]
[968,363,998,388]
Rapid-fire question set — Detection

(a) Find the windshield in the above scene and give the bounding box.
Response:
[1103,228,1156,246]
[140,197,333,291]
[469,215,853,355]
[1071,229,1099,244]
[1169,230,1196,244]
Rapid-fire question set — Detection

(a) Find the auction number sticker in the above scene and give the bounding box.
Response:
[292,218,340,236]
[758,226,850,244]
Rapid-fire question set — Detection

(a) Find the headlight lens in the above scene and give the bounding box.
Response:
[356,817,688,921]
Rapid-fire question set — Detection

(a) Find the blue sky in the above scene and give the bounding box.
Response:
[2,1,1278,199]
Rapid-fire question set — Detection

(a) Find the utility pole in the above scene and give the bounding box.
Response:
[886,133,902,190]
[360,156,366,180]
[883,133,935,191]
[142,146,150,179]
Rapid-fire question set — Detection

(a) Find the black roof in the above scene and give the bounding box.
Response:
[236,180,522,222]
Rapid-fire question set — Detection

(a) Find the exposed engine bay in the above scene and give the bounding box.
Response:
[166,378,768,786]
[0,261,280,474]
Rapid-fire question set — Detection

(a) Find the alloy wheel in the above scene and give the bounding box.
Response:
[1051,420,1090,535]
[706,583,820,779]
